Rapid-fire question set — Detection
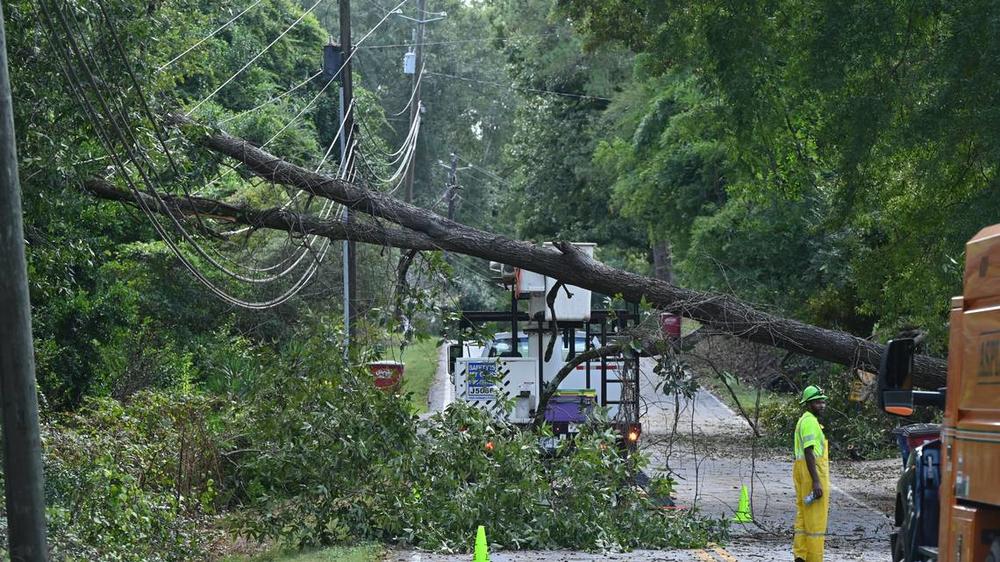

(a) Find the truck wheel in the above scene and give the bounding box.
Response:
[891,530,905,562]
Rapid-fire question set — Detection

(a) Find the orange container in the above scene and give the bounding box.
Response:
[368,361,404,390]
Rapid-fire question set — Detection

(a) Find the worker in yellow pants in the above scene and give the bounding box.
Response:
[793,385,830,562]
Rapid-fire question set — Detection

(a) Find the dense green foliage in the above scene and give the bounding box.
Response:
[556,0,1000,348]
[6,0,999,556]
[30,333,725,559]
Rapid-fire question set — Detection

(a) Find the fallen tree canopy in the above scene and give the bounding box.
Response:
[84,114,949,389]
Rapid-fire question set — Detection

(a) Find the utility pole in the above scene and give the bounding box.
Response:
[338,0,357,347]
[0,4,49,560]
[446,151,458,221]
[403,0,426,204]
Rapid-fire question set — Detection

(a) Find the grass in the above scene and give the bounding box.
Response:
[399,337,440,414]
[701,372,784,418]
[221,544,384,562]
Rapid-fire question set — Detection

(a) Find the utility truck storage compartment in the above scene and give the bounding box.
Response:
[892,423,940,466]
[544,389,597,423]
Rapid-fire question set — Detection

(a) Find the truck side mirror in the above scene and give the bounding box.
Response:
[448,343,462,374]
[879,338,916,416]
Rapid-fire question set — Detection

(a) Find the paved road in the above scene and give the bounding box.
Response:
[635,358,894,561]
[400,349,896,561]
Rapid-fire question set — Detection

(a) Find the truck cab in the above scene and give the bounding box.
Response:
[879,224,1000,562]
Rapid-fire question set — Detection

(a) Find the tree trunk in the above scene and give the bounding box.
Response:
[652,240,673,283]
[89,116,949,389]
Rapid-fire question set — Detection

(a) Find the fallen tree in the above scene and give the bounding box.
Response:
[84,115,949,389]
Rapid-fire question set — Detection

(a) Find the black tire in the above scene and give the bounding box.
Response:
[891,530,905,562]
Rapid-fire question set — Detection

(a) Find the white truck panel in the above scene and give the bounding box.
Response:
[454,357,538,424]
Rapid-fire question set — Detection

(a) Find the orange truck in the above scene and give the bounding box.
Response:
[880,223,1000,562]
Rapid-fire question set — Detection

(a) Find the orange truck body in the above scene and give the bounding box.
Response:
[938,224,1000,561]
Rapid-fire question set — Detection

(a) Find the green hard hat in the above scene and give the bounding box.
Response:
[800,385,828,404]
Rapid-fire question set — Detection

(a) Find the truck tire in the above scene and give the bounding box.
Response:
[891,530,905,562]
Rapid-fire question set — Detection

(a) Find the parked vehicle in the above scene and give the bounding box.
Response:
[449,243,642,446]
[483,330,621,368]
[878,223,1000,562]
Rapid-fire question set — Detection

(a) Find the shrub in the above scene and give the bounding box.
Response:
[41,392,224,560]
[9,332,727,558]
[228,334,727,552]
[756,367,936,459]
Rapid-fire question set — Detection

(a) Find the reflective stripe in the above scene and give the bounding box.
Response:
[794,529,827,537]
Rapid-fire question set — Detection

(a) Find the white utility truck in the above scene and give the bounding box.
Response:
[449,243,642,445]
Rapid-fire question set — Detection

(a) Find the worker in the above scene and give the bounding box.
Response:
[793,385,830,562]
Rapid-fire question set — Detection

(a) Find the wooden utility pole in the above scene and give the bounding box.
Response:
[403,0,426,204]
[0,4,50,560]
[339,0,357,344]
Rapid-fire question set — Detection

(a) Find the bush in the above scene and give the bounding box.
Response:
[12,331,726,558]
[228,334,727,552]
[40,392,224,560]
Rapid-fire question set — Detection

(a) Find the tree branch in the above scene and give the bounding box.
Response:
[83,178,439,251]
[104,116,948,388]
[532,341,626,427]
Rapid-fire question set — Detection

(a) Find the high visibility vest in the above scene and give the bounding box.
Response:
[794,411,826,460]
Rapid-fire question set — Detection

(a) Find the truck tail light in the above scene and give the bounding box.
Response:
[626,423,641,444]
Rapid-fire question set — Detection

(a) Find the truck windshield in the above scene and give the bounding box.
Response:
[489,337,529,356]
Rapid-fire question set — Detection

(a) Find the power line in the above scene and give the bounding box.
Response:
[426,70,612,101]
[391,62,424,116]
[199,0,409,197]
[455,154,513,187]
[186,0,327,116]
[218,69,323,124]
[39,0,348,309]
[362,32,558,49]
[157,0,266,72]
[193,0,410,268]
[42,0,419,310]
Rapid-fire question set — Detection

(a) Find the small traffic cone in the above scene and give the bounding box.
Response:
[473,525,490,562]
[732,485,753,523]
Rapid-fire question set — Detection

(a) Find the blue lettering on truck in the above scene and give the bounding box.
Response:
[467,361,497,400]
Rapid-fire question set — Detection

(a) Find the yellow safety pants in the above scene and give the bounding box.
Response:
[792,452,829,561]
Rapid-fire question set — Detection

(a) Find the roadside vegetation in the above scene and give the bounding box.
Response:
[5,0,996,558]
[397,337,441,414]
[35,330,726,560]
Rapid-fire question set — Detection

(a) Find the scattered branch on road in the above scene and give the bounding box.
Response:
[685,349,762,438]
